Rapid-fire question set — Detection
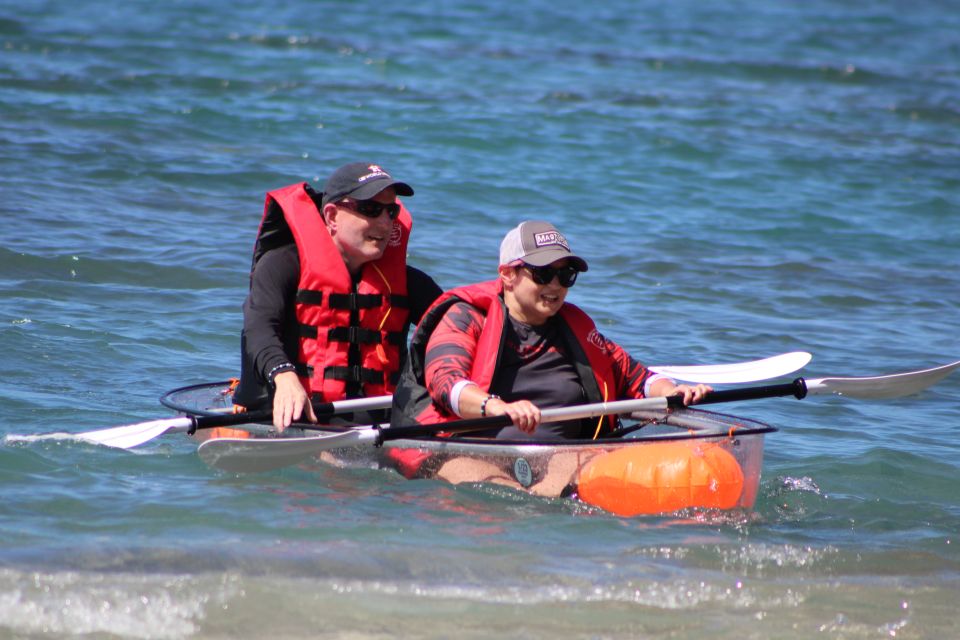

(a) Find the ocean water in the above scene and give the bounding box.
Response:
[2,0,959,637]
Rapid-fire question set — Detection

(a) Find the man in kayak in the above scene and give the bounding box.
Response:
[233,162,442,430]
[391,220,710,440]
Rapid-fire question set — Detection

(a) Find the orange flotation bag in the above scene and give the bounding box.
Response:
[576,442,744,516]
[205,427,251,440]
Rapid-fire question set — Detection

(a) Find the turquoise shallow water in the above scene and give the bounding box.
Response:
[2,1,959,638]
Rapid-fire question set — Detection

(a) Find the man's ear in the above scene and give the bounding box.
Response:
[322,203,339,231]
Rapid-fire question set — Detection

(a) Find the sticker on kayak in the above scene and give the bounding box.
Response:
[514,458,533,487]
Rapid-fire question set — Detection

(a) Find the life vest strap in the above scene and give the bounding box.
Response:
[328,292,382,311]
[298,324,404,345]
[296,289,324,306]
[323,365,384,385]
[328,326,381,345]
[297,291,408,310]
[297,363,398,387]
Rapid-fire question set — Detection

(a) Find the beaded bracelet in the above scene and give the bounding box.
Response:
[267,362,296,384]
[479,394,501,417]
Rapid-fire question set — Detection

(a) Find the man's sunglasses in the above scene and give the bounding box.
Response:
[338,198,401,220]
[522,263,580,288]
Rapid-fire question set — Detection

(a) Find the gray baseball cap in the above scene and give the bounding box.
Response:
[499,220,588,271]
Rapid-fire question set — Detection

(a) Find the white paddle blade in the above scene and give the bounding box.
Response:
[3,417,195,449]
[649,351,812,384]
[41,394,391,450]
[806,359,960,399]
[82,417,197,448]
[197,429,379,473]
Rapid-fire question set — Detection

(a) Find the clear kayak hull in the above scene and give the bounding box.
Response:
[162,382,775,516]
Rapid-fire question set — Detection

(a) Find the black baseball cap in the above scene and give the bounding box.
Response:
[320,162,413,207]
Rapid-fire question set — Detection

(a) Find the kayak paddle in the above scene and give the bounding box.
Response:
[6,352,812,450]
[7,394,392,450]
[196,358,960,473]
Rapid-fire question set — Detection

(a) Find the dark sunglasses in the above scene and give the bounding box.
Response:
[338,198,401,220]
[522,263,580,287]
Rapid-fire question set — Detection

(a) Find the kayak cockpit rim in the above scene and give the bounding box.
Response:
[160,380,240,417]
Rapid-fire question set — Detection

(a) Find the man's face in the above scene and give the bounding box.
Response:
[324,186,398,273]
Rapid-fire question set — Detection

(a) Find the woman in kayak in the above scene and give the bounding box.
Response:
[391,220,710,440]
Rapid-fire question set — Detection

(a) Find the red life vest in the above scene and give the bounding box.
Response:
[262,182,411,401]
[402,279,621,434]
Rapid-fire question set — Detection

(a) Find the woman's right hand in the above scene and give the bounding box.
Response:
[271,370,317,431]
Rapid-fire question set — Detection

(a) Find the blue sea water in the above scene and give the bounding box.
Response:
[1,0,959,637]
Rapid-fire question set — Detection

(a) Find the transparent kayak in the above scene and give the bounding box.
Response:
[161,381,776,516]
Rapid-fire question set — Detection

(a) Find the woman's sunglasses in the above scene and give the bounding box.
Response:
[522,263,580,288]
[338,198,401,220]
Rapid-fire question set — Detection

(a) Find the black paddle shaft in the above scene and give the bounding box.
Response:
[374,415,513,444]
[189,409,272,433]
[667,377,809,408]
[188,396,375,434]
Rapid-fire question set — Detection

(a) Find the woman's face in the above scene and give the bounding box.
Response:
[500,259,574,325]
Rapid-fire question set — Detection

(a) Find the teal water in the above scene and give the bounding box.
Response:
[2,1,959,637]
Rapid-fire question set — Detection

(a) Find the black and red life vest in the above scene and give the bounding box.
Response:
[259,182,411,401]
[392,279,623,436]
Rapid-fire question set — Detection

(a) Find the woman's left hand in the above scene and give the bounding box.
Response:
[671,383,712,405]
